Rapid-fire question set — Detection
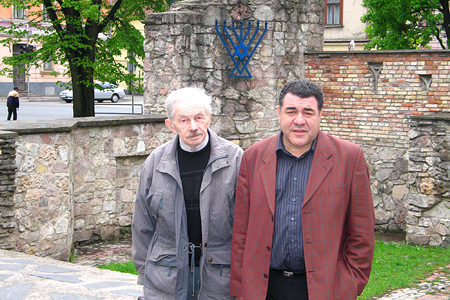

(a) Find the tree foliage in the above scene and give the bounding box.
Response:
[0,0,169,117]
[361,0,450,50]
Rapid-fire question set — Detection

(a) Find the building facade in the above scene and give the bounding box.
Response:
[0,5,69,96]
[323,0,368,51]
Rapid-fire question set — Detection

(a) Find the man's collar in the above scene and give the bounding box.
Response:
[178,133,210,152]
[276,132,317,157]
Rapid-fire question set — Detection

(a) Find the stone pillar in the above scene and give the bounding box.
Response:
[142,0,324,147]
[0,132,18,250]
[406,114,450,247]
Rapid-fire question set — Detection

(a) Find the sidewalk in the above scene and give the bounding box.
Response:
[0,248,141,300]
[377,268,450,300]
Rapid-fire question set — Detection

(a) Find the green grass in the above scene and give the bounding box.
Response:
[358,241,450,299]
[97,241,450,299]
[69,252,78,263]
[98,260,138,275]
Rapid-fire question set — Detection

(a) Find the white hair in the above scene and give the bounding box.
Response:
[165,87,212,120]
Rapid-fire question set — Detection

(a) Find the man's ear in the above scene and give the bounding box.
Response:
[165,119,176,133]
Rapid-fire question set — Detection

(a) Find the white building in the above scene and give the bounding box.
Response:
[323,0,368,51]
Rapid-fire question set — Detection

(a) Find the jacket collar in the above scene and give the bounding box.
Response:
[260,131,334,214]
[157,128,230,178]
[303,131,333,206]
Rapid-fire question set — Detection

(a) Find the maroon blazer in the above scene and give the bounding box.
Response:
[230,131,375,300]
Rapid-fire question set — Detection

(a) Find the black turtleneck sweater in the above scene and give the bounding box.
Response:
[177,140,211,266]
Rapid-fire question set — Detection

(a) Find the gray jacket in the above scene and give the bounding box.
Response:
[132,129,243,300]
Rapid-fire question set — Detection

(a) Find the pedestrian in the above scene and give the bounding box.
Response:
[230,79,375,300]
[6,86,20,120]
[132,87,243,300]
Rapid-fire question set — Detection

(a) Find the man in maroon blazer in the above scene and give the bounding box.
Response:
[230,79,375,300]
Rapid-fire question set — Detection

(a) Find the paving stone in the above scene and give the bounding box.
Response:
[1,259,38,265]
[49,294,103,300]
[30,273,83,283]
[0,248,140,300]
[110,288,142,297]
[0,274,12,281]
[35,265,77,273]
[83,280,130,290]
[0,283,34,300]
[0,263,26,271]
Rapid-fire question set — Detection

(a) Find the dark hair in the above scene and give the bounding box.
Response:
[278,80,324,111]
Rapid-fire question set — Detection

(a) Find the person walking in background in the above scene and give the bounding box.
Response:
[230,79,375,300]
[132,87,243,300]
[6,86,20,120]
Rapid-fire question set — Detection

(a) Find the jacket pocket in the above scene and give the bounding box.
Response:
[145,240,177,297]
[209,185,235,242]
[201,250,233,299]
[148,191,176,236]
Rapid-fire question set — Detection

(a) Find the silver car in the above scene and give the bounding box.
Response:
[59,82,126,103]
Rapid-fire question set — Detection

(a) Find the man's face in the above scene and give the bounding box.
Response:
[277,93,322,157]
[165,100,211,149]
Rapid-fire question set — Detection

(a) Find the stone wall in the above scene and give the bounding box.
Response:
[304,50,450,243]
[0,131,17,250]
[0,116,171,260]
[142,0,324,148]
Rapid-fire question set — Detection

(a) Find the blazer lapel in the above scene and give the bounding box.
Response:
[303,131,333,206]
[260,136,278,216]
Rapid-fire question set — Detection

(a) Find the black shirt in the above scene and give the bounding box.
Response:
[177,140,211,266]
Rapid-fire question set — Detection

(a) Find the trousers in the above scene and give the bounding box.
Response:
[265,269,309,300]
[7,106,17,120]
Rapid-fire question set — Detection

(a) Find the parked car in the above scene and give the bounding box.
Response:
[59,82,126,103]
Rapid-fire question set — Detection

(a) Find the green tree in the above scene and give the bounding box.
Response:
[0,0,169,117]
[361,0,450,50]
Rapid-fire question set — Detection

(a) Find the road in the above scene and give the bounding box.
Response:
[0,95,144,121]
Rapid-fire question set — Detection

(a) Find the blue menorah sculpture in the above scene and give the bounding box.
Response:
[215,19,268,78]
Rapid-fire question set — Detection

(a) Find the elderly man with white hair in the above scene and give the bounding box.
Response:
[132,87,243,300]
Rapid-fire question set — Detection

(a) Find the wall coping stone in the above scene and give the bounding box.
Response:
[410,113,450,122]
[305,49,450,55]
[0,131,18,138]
[0,115,166,135]
[142,11,203,25]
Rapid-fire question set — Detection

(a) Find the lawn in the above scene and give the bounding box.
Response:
[97,240,450,299]
[359,241,450,299]
[98,260,138,275]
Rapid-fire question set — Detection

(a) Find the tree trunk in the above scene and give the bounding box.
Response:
[69,52,96,118]
[440,0,450,49]
[72,79,95,117]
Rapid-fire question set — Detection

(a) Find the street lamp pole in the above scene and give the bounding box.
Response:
[26,23,30,99]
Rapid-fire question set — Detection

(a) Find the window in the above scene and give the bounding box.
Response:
[13,6,24,19]
[43,61,53,71]
[325,0,342,26]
